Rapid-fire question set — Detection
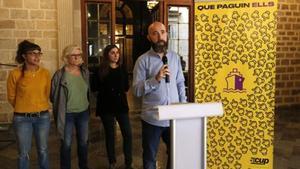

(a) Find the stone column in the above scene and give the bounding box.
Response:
[57,0,74,67]
[0,65,14,123]
[57,0,82,67]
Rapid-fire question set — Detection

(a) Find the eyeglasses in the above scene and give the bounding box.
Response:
[69,54,82,57]
[26,51,43,56]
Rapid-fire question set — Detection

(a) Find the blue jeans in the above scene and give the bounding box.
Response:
[100,113,132,166]
[60,110,89,169]
[142,120,170,169]
[13,112,50,169]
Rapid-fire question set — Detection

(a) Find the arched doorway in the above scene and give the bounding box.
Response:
[115,2,134,74]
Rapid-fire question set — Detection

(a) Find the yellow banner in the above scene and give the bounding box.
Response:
[194,1,277,168]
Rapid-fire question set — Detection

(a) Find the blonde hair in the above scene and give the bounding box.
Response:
[62,44,82,63]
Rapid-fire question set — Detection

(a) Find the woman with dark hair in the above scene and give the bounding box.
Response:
[50,45,90,169]
[96,44,133,169]
[7,40,51,169]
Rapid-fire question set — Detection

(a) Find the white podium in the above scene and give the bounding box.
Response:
[154,102,224,169]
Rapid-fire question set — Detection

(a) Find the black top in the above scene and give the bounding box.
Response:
[96,66,129,116]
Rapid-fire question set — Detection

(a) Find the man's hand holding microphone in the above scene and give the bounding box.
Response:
[155,54,170,83]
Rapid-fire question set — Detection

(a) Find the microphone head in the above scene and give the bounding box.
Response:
[162,55,168,64]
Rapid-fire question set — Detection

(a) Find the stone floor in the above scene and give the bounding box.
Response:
[0,112,169,169]
[0,90,169,169]
[273,110,300,169]
[0,92,299,169]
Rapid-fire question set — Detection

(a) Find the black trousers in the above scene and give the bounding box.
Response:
[100,112,133,166]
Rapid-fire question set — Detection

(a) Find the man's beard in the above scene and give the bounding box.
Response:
[151,40,168,54]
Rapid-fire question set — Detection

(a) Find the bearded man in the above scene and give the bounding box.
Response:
[132,21,187,169]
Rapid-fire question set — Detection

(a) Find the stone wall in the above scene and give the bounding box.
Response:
[0,65,13,123]
[0,0,58,122]
[276,0,300,107]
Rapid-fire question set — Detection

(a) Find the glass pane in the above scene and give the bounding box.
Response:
[168,24,178,39]
[178,39,189,57]
[168,40,178,54]
[116,24,123,35]
[87,4,97,20]
[126,25,133,35]
[98,37,110,58]
[179,23,189,39]
[88,39,98,57]
[168,6,189,66]
[179,7,189,23]
[88,21,98,38]
[87,2,111,65]
[168,6,189,97]
[99,3,111,20]
[99,24,108,35]
[115,37,123,52]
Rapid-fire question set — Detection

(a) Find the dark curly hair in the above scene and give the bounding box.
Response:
[16,40,41,64]
[15,40,41,77]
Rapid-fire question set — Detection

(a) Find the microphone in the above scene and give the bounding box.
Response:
[162,54,170,83]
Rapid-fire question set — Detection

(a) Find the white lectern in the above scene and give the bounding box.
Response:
[154,102,224,169]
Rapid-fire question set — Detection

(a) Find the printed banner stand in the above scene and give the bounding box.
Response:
[154,102,224,169]
[194,0,277,168]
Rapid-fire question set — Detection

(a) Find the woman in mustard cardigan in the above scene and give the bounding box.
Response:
[7,40,51,169]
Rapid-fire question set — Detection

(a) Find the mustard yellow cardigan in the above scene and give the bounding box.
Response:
[7,67,51,113]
